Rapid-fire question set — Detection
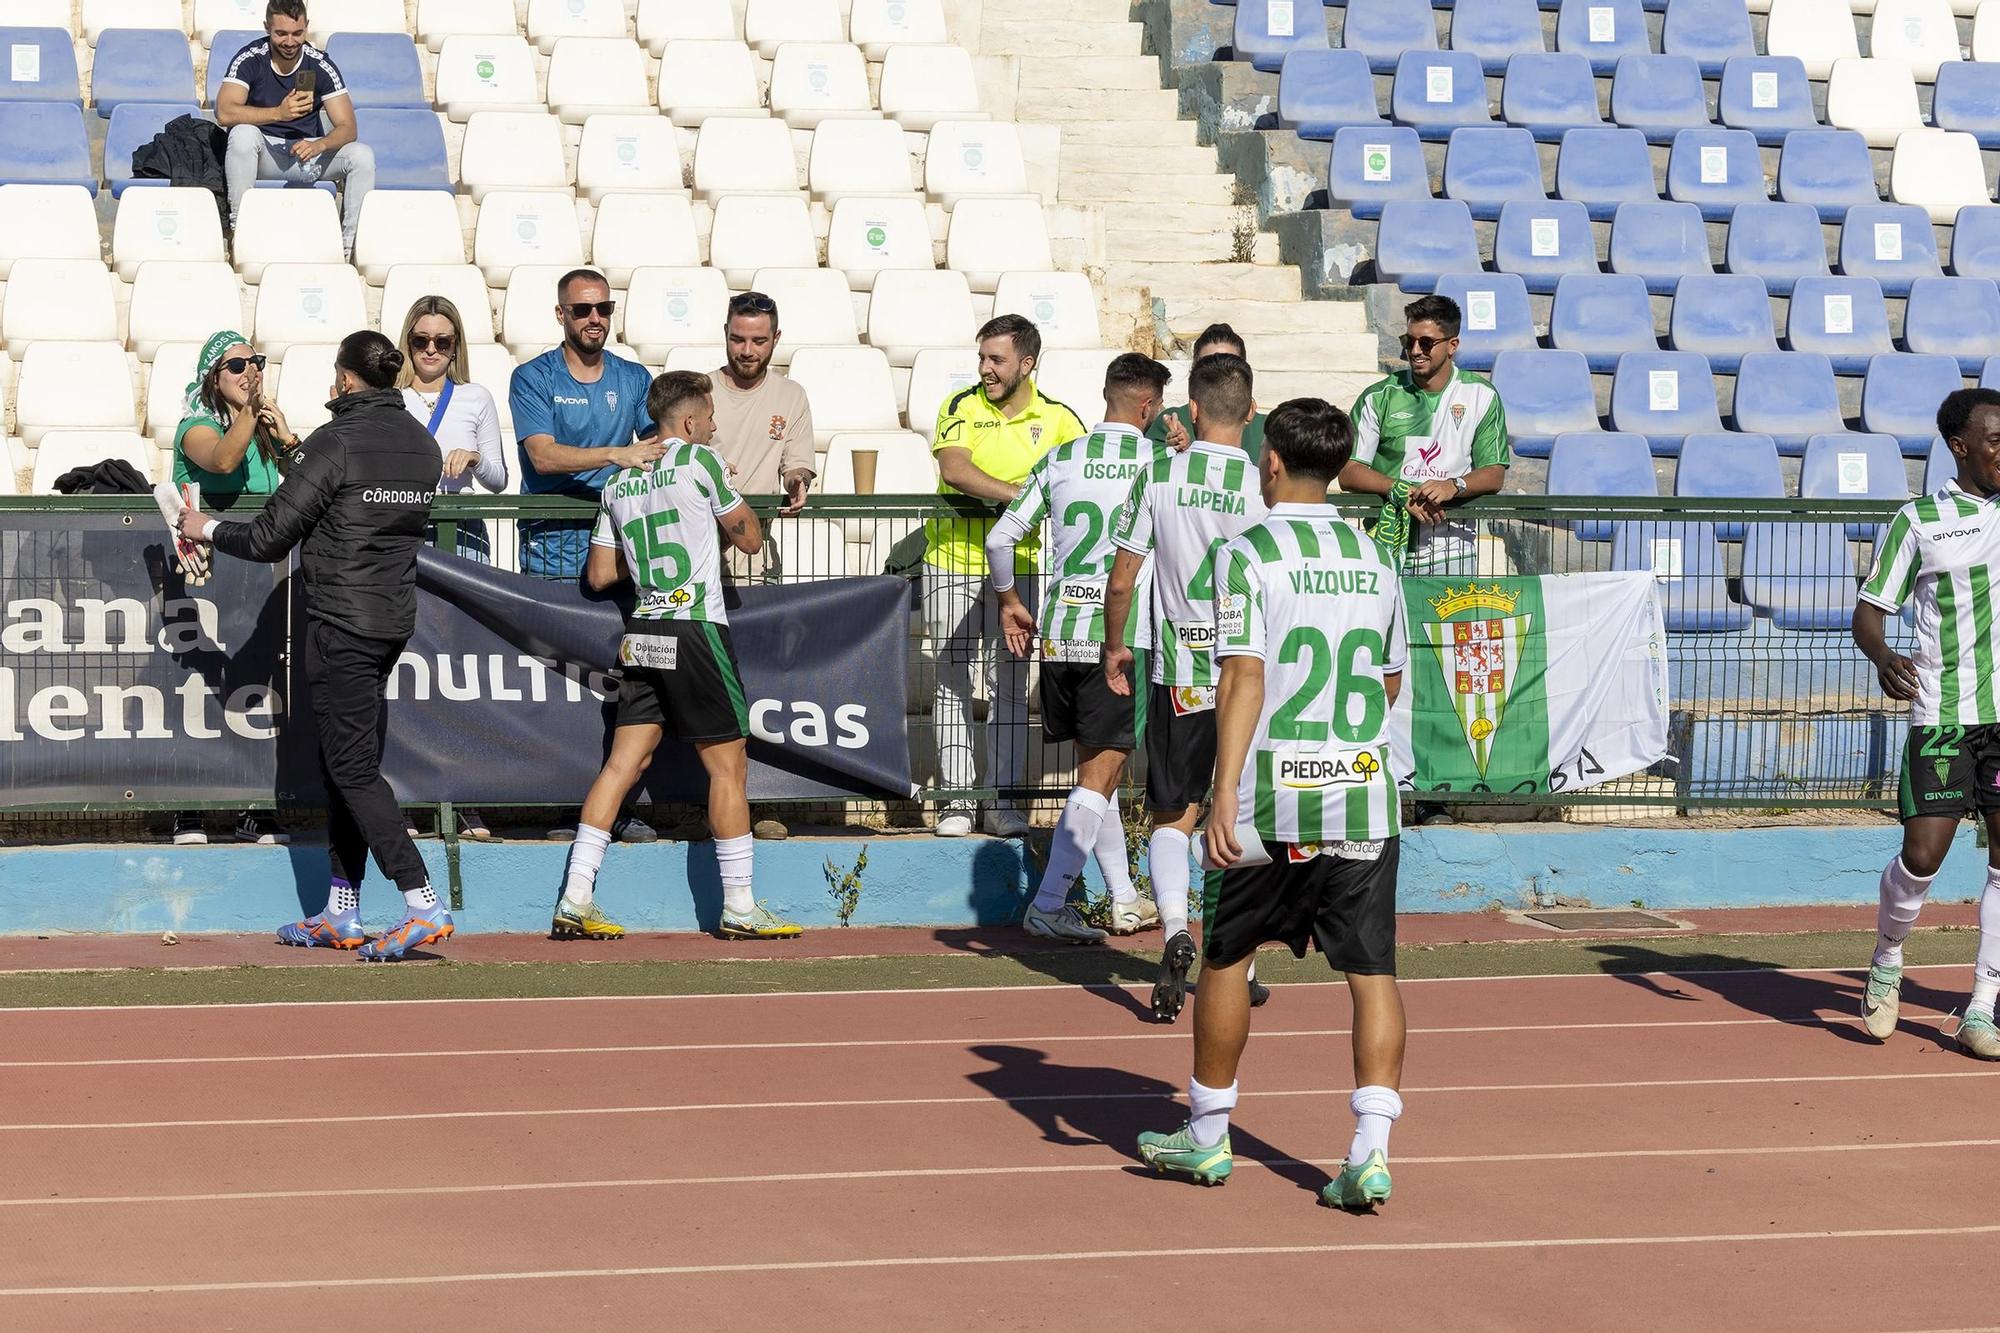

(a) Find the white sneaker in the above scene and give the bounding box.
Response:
[1106,896,1160,935]
[935,801,975,837]
[1022,902,1108,944]
[983,806,1030,838]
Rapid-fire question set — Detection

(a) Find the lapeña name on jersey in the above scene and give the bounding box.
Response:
[1276,748,1384,790]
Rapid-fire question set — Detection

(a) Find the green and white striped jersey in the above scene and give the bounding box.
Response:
[590,438,745,627]
[1216,504,1407,845]
[1111,441,1266,687]
[1860,481,2000,727]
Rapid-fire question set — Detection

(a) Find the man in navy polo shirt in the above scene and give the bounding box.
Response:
[216,0,375,259]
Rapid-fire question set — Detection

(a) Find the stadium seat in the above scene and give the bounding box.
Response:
[1343,0,1438,73]
[868,269,977,366]
[1800,432,1912,537]
[746,0,847,59]
[1442,126,1544,220]
[31,432,155,492]
[1556,0,1647,76]
[1890,130,1992,224]
[810,118,915,201]
[309,0,404,42]
[1491,348,1599,456]
[1449,0,1545,76]
[1952,206,2000,279]
[1374,198,1480,291]
[105,102,201,195]
[355,109,451,192]
[435,36,544,122]
[1611,55,1710,144]
[91,28,196,116]
[1924,432,1956,491]
[1556,128,1657,221]
[826,195,936,290]
[1492,199,1594,293]
[1904,276,2000,373]
[0,27,80,105]
[1668,274,1777,373]
[1660,0,1756,77]
[466,343,518,443]
[81,1,182,45]
[1764,0,1860,81]
[709,194,817,286]
[992,272,1103,351]
[1740,522,1857,630]
[526,0,626,54]
[324,34,426,112]
[906,347,982,436]
[1722,201,1828,297]
[746,268,859,361]
[1433,272,1535,371]
[770,42,876,130]
[0,185,99,279]
[1035,350,1122,425]
[204,31,260,109]
[1548,432,1657,539]
[127,261,242,361]
[1610,351,1724,452]
[1328,128,1431,220]
[15,343,137,445]
[378,264,495,344]
[1389,51,1490,141]
[1234,0,1330,73]
[350,190,465,287]
[637,0,736,55]
[1785,276,1894,372]
[1932,61,2000,150]
[695,116,802,197]
[1977,0,2000,63]
[623,267,732,362]
[144,340,200,446]
[232,188,341,283]
[659,41,763,128]
[1613,520,1750,631]
[460,112,569,202]
[6,0,71,28]
[1825,59,1924,149]
[1501,52,1603,141]
[473,190,585,286]
[1279,50,1385,138]
[1838,203,1942,296]
[272,343,338,437]
[254,264,367,359]
[1867,0,1960,83]
[1861,352,1967,450]
[1776,129,1879,221]
[1663,128,1763,221]
[544,39,653,125]
[948,197,1054,294]
[1676,432,1785,532]
[1717,56,1818,146]
[926,122,1030,207]
[1608,200,1713,294]
[500,266,616,353]
[591,194,701,288]
[110,186,228,280]
[1550,273,1659,372]
[878,44,984,132]
[575,114,686,203]
[0,103,95,193]
[1731,351,1845,451]
[787,347,901,444]
[194,0,266,44]
[416,0,518,53]
[851,0,948,61]
[821,431,938,494]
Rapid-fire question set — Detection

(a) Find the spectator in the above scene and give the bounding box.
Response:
[216,0,374,261]
[1148,323,1268,462]
[168,329,297,848]
[927,315,1087,838]
[709,292,814,516]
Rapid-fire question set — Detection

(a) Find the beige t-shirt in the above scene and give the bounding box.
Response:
[709,369,815,495]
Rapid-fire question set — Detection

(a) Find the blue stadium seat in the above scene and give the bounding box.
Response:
[1550,272,1658,372]
[1609,350,1724,452]
[1665,128,1764,222]
[1501,52,1602,142]
[1800,432,1911,538]
[355,107,453,192]
[1951,206,2000,280]
[105,101,202,196]
[91,29,197,117]
[1722,201,1827,298]
[1925,434,1955,491]
[1556,127,1657,221]
[1341,0,1437,73]
[1932,61,2000,152]
[1861,353,1967,453]
[1236,0,1330,72]
[1777,130,1880,223]
[1611,55,1709,145]
[1608,200,1713,295]
[1718,57,1818,147]
[1449,0,1545,75]
[1740,522,1858,631]
[325,33,428,111]
[1279,49,1386,138]
[0,28,81,105]
[1903,277,2000,375]
[1328,126,1427,219]
[1374,198,1481,291]
[1390,50,1490,140]
[206,32,261,109]
[1442,125,1545,219]
[1492,348,1600,457]
[1493,199,1596,293]
[1676,432,1784,536]
[0,103,96,193]
[1668,273,1776,374]
[1548,431,1657,539]
[1731,352,1845,453]
[1785,276,1893,374]
[1555,0,1646,76]
[1660,0,1755,78]
[1612,520,1752,631]
[1434,272,1536,371]
[1837,204,1943,297]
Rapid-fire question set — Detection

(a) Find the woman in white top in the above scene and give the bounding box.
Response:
[397,295,506,562]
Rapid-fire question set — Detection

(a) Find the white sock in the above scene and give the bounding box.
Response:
[1096,800,1137,905]
[1188,1076,1238,1149]
[324,877,358,917]
[1973,867,2000,1019]
[562,823,613,906]
[403,882,439,912]
[718,833,755,916]
[1034,788,1108,911]
[1874,855,1935,969]
[1347,1085,1403,1165]
[1150,827,1193,939]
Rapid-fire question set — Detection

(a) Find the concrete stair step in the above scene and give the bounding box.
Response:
[1259,370,1386,404]
[1060,143,1224,176]
[1020,55,1166,91]
[1059,120,1202,148]
[1100,201,1253,231]
[980,18,1145,57]
[1218,332,1382,372]
[1103,228,1281,264]
[1015,87,1182,121]
[1005,0,1144,20]
[1060,172,1239,205]
[1099,261,1305,303]
[1153,297,1371,338]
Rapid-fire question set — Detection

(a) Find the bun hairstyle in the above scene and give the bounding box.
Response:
[336,330,405,391]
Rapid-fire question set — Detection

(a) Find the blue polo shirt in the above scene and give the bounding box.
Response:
[510,348,656,579]
[220,38,349,142]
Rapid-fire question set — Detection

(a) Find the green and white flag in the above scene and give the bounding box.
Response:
[1389,572,1670,794]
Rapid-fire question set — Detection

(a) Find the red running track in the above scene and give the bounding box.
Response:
[0,966,1995,1330]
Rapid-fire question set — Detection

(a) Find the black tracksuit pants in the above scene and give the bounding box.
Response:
[301,616,427,893]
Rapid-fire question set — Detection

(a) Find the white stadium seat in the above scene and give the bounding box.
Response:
[461,112,570,202]
[624,267,732,361]
[0,186,102,280]
[546,38,653,125]
[947,197,1054,293]
[129,262,244,362]
[1978,2,2000,62]
[710,196,818,286]
[417,0,519,53]
[810,119,917,202]
[32,432,154,492]
[351,190,466,285]
[1034,349,1120,422]
[590,193,702,287]
[879,45,986,132]
[826,195,936,291]
[436,36,545,122]
[3,260,118,355]
[905,347,981,435]
[253,264,368,358]
[745,0,845,58]
[659,41,764,127]
[111,187,229,281]
[195,0,267,44]
[868,269,977,367]
[1825,58,1924,148]
[925,122,1031,208]
[18,343,137,445]
[527,0,628,54]
[769,43,877,130]
[82,0,182,43]
[232,190,343,284]
[1868,0,1960,82]
[822,431,937,493]
[310,0,405,43]
[466,341,518,440]
[639,0,738,54]
[273,344,339,437]
[663,345,725,373]
[379,264,498,345]
[746,268,860,362]
[501,266,616,354]
[11,0,71,29]
[146,342,202,447]
[788,347,901,443]
[693,117,802,196]
[850,0,950,61]
[1890,129,1992,223]
[577,114,687,202]
[1764,0,1861,80]
[473,190,587,286]
[992,272,1103,351]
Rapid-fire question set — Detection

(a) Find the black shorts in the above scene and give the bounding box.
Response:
[1201,838,1399,974]
[1144,681,1217,810]
[1040,661,1136,751]
[612,622,751,743]
[1899,723,2000,821]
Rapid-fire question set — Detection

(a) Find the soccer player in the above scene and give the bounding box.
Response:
[1136,398,1410,1210]
[1855,386,2000,1059]
[985,353,1175,943]
[552,371,803,942]
[1104,354,1269,1018]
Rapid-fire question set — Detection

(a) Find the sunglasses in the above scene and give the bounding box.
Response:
[565,301,616,320]
[409,333,458,353]
[220,355,268,374]
[1399,334,1451,355]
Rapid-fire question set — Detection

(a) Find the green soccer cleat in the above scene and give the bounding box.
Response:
[1136,1121,1232,1186]
[551,897,626,941]
[1321,1150,1393,1211]
[1860,962,1902,1041]
[720,902,804,940]
[1957,1009,2000,1060]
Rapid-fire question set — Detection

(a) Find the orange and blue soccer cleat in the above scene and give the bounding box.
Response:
[357,906,455,961]
[276,911,365,949]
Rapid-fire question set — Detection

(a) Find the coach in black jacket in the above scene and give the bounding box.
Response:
[180,330,451,961]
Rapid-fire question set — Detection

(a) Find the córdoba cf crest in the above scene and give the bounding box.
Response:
[1420,585,1532,778]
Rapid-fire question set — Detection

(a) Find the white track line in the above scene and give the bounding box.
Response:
[7,1225,2000,1296]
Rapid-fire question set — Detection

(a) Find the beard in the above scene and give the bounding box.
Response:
[567,324,608,353]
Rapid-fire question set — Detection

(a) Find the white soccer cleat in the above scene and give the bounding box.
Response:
[1022,902,1108,944]
[1106,896,1160,935]
[1861,962,1902,1042]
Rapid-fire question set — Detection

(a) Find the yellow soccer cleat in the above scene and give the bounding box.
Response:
[720,902,803,939]
[551,898,626,940]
